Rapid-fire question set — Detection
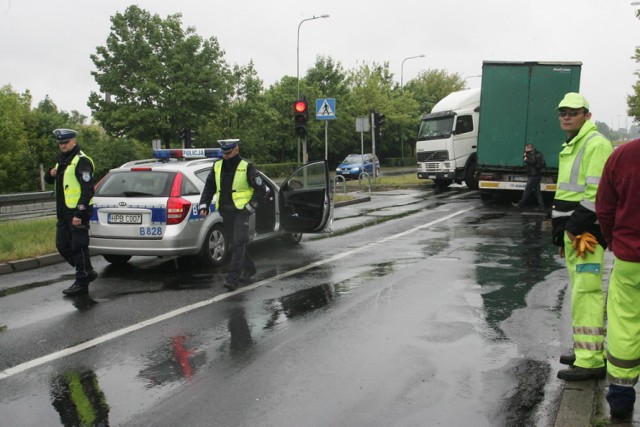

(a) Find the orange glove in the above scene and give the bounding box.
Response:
[572,232,598,259]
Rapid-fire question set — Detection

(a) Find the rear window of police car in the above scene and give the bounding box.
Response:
[95,171,199,198]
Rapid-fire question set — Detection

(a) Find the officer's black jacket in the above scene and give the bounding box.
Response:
[44,144,95,220]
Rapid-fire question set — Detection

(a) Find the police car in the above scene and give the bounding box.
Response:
[89,148,333,267]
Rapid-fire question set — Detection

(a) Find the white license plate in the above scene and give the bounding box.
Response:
[108,213,142,224]
[428,175,436,179]
[511,176,528,182]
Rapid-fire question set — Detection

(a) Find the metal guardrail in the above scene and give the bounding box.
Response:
[0,191,53,205]
[0,191,56,221]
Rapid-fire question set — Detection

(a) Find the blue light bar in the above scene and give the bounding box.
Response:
[153,148,223,159]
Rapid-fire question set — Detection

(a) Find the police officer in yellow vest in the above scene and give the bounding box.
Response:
[44,129,98,296]
[198,139,267,291]
[551,93,613,381]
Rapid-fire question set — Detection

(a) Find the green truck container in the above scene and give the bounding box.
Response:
[476,61,582,194]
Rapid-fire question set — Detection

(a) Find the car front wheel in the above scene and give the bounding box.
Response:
[282,232,303,245]
[198,224,228,267]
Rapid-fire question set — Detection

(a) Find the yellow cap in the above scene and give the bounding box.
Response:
[557,92,589,110]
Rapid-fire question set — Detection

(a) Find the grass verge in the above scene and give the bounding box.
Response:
[0,217,57,262]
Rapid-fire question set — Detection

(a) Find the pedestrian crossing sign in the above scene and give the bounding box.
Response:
[316,98,336,120]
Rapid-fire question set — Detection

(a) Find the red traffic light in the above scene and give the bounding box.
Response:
[294,100,307,113]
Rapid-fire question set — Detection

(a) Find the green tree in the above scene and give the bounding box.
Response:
[88,5,231,148]
[0,85,32,191]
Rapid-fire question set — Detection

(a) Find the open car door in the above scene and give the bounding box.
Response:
[279,160,333,233]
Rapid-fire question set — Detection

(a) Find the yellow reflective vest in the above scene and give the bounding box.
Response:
[553,120,612,216]
[55,151,95,209]
[213,159,253,210]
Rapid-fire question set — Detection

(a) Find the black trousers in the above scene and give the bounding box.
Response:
[56,218,94,283]
[221,210,256,284]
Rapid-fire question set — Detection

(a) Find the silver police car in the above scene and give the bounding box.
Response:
[89,148,333,267]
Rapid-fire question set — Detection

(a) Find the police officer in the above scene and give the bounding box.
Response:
[198,139,267,291]
[551,93,613,381]
[44,129,97,296]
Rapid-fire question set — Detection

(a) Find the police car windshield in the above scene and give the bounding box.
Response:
[96,171,174,197]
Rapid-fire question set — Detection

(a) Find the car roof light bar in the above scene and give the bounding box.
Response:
[153,148,223,159]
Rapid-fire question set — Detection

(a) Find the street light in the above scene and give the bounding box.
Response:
[297,14,330,99]
[400,54,426,88]
[400,54,425,165]
[296,14,329,164]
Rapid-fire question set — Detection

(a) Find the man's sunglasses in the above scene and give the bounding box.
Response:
[558,110,584,118]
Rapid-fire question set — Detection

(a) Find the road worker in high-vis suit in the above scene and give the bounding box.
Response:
[551,93,613,381]
[596,137,640,421]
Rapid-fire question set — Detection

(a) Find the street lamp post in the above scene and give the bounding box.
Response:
[296,14,329,164]
[400,54,425,165]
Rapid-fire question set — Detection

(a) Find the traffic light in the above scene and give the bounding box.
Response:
[374,111,385,139]
[294,97,309,138]
[179,128,192,147]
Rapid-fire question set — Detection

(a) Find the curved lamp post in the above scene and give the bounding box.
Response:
[400,54,425,165]
[297,14,330,99]
[296,14,329,164]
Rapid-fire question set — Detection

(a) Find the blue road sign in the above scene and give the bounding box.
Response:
[316,98,336,120]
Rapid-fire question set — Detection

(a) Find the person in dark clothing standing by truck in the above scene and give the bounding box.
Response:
[512,143,546,210]
[198,139,267,291]
[44,129,98,296]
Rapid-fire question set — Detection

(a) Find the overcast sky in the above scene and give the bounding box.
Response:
[1,0,639,131]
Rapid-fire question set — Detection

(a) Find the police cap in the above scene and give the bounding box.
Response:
[53,129,78,143]
[218,139,240,153]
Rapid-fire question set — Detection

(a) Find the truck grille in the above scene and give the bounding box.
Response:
[417,150,449,162]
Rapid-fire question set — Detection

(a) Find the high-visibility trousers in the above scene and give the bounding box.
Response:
[606,257,640,387]
[564,234,606,368]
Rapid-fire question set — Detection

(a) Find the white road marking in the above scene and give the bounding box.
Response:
[0,207,472,380]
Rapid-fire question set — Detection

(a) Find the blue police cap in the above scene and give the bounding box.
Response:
[53,129,78,143]
[218,139,240,152]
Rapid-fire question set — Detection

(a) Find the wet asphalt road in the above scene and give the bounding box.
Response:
[0,188,577,426]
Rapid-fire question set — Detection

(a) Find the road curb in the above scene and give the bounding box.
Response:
[0,253,65,275]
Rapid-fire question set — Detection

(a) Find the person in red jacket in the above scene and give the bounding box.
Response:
[596,138,640,421]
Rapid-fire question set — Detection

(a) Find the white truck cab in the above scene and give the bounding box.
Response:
[416,88,480,190]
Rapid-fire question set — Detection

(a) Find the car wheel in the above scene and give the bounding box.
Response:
[198,224,228,267]
[102,254,132,265]
[282,232,303,245]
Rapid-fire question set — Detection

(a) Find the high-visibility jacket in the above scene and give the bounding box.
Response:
[213,159,253,210]
[55,151,95,209]
[552,120,613,246]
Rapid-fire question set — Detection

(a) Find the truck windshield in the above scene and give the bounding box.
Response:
[417,115,454,141]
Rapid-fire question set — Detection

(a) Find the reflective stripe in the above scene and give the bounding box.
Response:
[557,182,585,192]
[567,132,601,188]
[607,372,639,387]
[551,210,574,218]
[576,263,601,274]
[574,340,604,351]
[574,326,606,335]
[585,176,600,185]
[580,200,596,212]
[607,350,640,369]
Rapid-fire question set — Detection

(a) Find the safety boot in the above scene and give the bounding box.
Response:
[557,366,606,381]
[559,351,576,366]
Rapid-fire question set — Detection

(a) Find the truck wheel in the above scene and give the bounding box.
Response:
[103,254,132,265]
[464,161,478,190]
[198,224,228,267]
[434,179,452,190]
